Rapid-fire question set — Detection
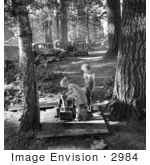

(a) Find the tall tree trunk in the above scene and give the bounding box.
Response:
[59,0,68,48]
[76,14,79,38]
[55,0,60,40]
[86,11,90,43]
[106,0,121,57]
[30,17,35,43]
[44,19,53,42]
[77,2,84,39]
[56,10,60,40]
[99,18,104,38]
[12,0,40,131]
[109,0,146,121]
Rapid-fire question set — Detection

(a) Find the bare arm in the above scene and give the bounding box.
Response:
[92,73,96,91]
[83,72,86,79]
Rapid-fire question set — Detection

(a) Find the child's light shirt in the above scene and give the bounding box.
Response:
[66,83,87,106]
[83,72,95,90]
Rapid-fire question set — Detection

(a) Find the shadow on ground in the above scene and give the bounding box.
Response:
[4,49,146,150]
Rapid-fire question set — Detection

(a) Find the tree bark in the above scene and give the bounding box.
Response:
[59,0,68,48]
[56,9,60,40]
[12,0,40,131]
[77,2,84,39]
[110,0,146,121]
[44,19,53,42]
[30,17,35,43]
[106,0,121,57]
[86,11,90,43]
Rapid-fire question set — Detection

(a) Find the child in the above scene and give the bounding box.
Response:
[60,77,87,121]
[81,64,95,112]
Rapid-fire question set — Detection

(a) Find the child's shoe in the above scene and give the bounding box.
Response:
[74,117,81,121]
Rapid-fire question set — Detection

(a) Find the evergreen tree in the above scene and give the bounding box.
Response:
[110,0,146,121]
[11,0,40,131]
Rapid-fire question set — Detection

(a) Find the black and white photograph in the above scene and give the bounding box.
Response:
[4,0,146,152]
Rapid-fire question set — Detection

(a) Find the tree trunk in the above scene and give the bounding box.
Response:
[30,17,35,43]
[59,0,68,48]
[77,3,84,39]
[99,19,104,38]
[44,19,53,42]
[12,0,40,131]
[110,0,146,121]
[87,11,90,43]
[56,10,60,40]
[106,0,121,57]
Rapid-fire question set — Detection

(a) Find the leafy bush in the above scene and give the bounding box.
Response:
[4,81,23,110]
[4,60,20,84]
[36,67,64,94]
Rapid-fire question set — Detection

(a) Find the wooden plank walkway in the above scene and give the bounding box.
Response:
[9,102,58,111]
[7,101,109,138]
[36,108,109,138]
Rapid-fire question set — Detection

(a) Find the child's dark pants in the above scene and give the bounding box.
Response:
[85,87,92,107]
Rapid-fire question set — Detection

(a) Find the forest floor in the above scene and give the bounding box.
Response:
[4,49,146,150]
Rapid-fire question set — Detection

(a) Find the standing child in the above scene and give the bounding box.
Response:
[81,64,95,112]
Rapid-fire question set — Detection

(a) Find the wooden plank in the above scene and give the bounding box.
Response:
[37,128,109,139]
[37,107,109,138]
[40,109,104,124]
[41,117,105,124]
[9,102,58,111]
[41,120,108,129]
[40,102,57,108]
[41,126,108,136]
[61,119,105,124]
[37,115,109,138]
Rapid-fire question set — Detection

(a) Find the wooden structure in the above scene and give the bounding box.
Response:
[8,101,109,138]
[36,104,109,138]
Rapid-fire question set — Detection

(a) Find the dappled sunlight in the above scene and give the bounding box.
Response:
[71,60,84,64]
[88,50,107,55]
[92,62,117,68]
[61,71,79,75]
[77,56,103,61]
[108,121,127,126]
